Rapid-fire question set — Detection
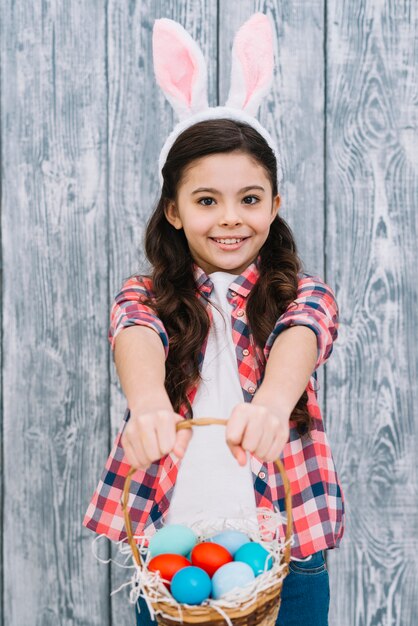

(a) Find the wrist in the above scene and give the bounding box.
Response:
[128,388,173,414]
[252,384,294,420]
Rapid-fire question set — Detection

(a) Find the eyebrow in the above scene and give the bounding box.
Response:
[191,185,265,195]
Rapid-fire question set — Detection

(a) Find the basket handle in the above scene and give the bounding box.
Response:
[121,417,293,569]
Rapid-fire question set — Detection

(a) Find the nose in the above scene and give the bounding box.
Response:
[219,203,243,226]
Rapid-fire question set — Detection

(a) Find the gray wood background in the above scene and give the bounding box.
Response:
[1,1,416,625]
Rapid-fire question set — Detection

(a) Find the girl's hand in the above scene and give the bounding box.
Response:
[225,402,290,466]
[121,407,193,471]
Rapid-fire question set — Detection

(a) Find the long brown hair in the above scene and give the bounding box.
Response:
[131,119,313,436]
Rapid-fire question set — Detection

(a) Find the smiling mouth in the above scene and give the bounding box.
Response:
[209,237,250,244]
[209,236,250,250]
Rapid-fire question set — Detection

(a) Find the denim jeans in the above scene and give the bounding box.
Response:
[135,550,329,626]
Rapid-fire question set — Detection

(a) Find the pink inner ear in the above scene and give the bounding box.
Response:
[235,15,273,109]
[154,27,197,107]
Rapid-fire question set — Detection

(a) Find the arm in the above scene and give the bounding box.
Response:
[252,325,317,418]
[226,276,339,465]
[255,274,339,419]
[115,326,192,467]
[114,325,172,413]
[263,275,339,371]
[110,275,172,411]
[109,276,192,466]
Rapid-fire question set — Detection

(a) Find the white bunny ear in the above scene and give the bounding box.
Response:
[225,13,275,116]
[153,18,209,121]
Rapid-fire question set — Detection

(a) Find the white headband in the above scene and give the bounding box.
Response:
[152,13,283,190]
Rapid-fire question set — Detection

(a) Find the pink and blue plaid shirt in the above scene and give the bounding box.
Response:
[83,257,345,558]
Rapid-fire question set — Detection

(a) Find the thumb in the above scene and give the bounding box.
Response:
[173,415,193,459]
[227,441,247,467]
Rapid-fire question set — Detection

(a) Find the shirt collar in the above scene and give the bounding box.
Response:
[192,254,261,298]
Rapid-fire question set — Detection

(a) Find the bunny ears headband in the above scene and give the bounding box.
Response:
[153,13,283,189]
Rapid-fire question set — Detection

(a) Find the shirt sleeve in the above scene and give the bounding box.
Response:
[108,275,169,359]
[263,274,339,371]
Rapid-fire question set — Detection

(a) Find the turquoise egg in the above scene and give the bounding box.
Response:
[208,530,251,557]
[148,524,197,558]
[171,566,211,605]
[211,561,255,599]
[234,542,273,576]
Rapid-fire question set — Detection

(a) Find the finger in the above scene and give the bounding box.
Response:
[228,442,247,466]
[264,429,287,462]
[255,422,277,458]
[124,419,154,468]
[133,433,154,468]
[241,415,263,454]
[155,410,177,456]
[225,409,250,447]
[136,415,161,462]
[173,415,193,458]
[122,435,149,470]
[226,409,251,466]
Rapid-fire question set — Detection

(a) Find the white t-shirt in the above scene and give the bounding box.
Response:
[165,271,259,530]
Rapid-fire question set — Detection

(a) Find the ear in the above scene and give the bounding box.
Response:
[153,18,209,121]
[164,200,183,230]
[225,13,275,116]
[271,194,281,222]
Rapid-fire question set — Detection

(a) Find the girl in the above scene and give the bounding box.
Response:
[83,14,344,626]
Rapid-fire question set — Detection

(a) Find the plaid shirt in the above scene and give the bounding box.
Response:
[83,257,345,558]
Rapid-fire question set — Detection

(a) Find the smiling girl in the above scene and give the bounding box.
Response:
[83,15,344,626]
[84,118,344,626]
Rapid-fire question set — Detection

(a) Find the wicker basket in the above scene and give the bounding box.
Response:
[122,418,293,626]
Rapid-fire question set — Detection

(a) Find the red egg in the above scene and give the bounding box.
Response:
[148,553,191,588]
[191,542,233,577]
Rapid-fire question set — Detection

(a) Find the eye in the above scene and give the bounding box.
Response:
[198,197,216,206]
[197,195,260,206]
[243,195,260,205]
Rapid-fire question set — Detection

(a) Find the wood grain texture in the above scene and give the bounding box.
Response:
[1,2,110,625]
[325,1,418,624]
[106,2,218,624]
[1,0,416,624]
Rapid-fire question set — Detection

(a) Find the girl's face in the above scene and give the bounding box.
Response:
[164,151,281,275]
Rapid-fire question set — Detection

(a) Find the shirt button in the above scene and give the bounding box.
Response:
[242,348,250,356]
[248,386,256,394]
[237,310,244,317]
[258,471,266,479]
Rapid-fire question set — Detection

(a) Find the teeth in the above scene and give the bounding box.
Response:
[213,238,244,244]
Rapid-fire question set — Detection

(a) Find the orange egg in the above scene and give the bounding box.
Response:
[191,542,233,577]
[148,553,191,588]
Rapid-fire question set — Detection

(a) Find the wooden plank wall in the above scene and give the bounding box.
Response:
[1,2,110,625]
[0,1,416,625]
[326,2,418,625]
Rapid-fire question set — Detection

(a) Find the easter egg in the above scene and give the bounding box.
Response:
[148,524,197,558]
[170,566,212,605]
[208,530,251,557]
[148,554,191,588]
[211,561,255,599]
[191,542,233,577]
[234,542,273,576]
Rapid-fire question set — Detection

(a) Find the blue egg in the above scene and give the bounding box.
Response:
[171,566,212,605]
[208,530,251,557]
[234,542,273,576]
[211,561,255,599]
[148,524,197,557]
